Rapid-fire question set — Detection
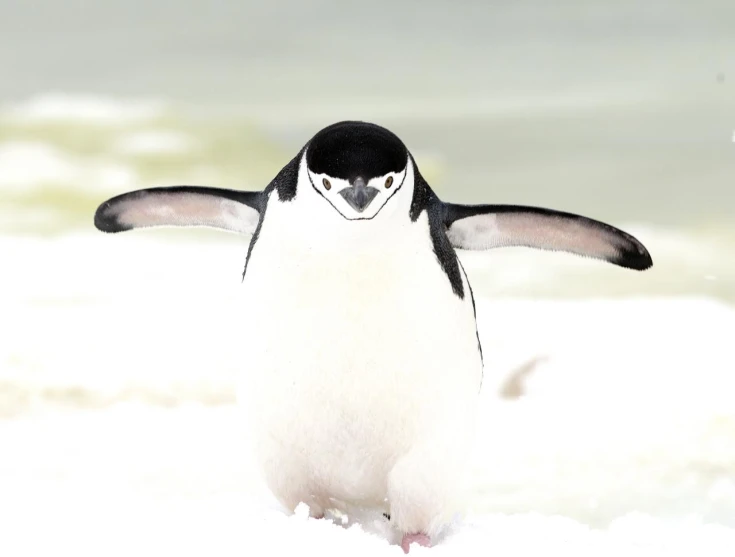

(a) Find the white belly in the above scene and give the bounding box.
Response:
[236,205,482,511]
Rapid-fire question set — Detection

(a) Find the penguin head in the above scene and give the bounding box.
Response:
[304,121,409,220]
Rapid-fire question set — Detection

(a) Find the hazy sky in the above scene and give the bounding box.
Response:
[1,0,732,103]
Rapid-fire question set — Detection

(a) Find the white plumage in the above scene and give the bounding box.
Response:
[237,156,482,538]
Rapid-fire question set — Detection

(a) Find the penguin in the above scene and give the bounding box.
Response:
[94,121,652,552]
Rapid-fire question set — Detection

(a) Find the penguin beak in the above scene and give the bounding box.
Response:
[338,177,380,213]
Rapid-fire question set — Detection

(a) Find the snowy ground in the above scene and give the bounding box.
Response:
[1,234,734,556]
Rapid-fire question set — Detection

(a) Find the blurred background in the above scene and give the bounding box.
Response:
[1,1,734,554]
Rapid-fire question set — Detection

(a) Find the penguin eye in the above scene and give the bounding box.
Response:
[323,178,331,191]
[385,176,393,189]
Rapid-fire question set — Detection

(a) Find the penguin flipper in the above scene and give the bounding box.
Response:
[94,186,264,235]
[442,203,652,271]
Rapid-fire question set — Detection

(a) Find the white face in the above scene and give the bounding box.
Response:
[306,163,408,221]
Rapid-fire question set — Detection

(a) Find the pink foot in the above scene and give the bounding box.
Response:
[401,533,431,553]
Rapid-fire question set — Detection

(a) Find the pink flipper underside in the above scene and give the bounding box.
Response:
[401,533,431,553]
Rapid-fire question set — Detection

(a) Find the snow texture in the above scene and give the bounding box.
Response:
[0,234,733,555]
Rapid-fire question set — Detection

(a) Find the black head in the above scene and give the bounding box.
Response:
[304,121,410,219]
[306,121,408,183]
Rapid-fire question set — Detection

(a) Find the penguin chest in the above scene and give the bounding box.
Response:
[236,216,482,481]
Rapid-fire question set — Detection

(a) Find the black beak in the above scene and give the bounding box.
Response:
[338,177,380,213]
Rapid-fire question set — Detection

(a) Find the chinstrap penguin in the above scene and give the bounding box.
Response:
[94,121,652,552]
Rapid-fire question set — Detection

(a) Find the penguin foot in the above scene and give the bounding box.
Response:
[307,504,325,520]
[400,533,431,553]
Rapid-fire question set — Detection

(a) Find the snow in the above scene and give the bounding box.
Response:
[113,130,197,155]
[0,141,138,192]
[1,403,732,557]
[2,94,165,125]
[0,142,78,188]
[1,233,734,555]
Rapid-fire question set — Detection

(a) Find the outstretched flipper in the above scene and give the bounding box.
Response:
[443,203,652,270]
[94,186,264,235]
